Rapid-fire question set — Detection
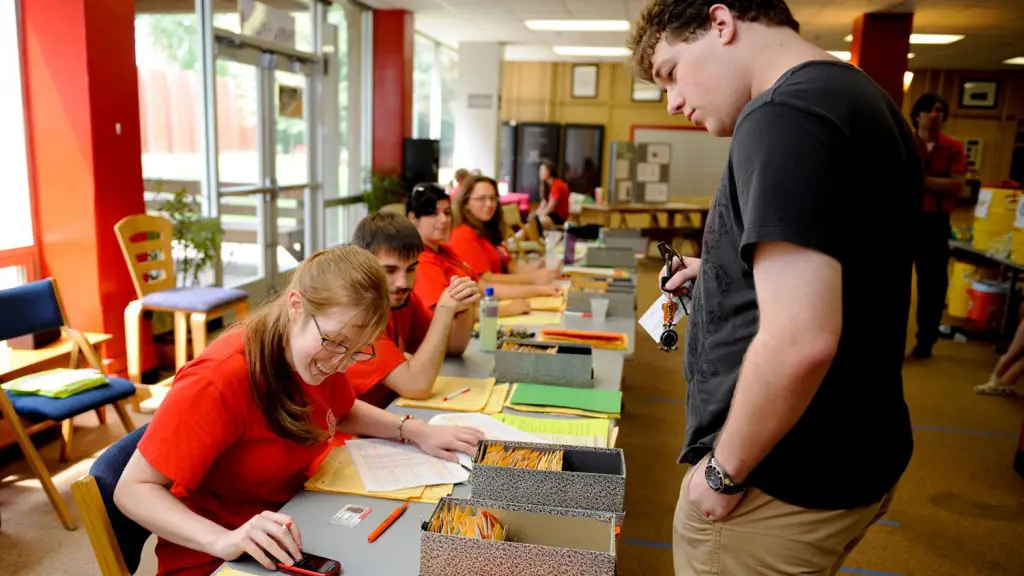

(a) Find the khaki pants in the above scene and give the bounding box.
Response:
[673,461,896,576]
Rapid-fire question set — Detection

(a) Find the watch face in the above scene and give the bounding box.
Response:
[704,465,724,491]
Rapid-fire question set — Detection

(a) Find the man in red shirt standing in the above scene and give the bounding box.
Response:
[347,212,481,407]
[911,93,968,359]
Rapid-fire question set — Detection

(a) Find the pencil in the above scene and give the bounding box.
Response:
[443,386,471,401]
[367,502,408,543]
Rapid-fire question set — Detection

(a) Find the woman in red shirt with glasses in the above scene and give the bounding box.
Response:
[114,246,483,576]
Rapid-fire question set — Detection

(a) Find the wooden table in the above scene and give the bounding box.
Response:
[0,332,112,450]
[580,201,710,228]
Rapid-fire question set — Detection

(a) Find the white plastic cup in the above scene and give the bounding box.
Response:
[591,298,610,322]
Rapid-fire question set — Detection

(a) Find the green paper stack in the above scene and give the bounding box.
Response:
[2,368,109,399]
[507,383,622,417]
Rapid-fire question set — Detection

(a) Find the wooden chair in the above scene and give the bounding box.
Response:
[0,279,137,530]
[71,423,151,576]
[114,214,248,391]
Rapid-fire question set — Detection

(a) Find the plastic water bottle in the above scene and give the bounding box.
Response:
[478,287,499,352]
[563,222,576,265]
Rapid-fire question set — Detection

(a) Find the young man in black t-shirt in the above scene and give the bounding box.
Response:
[629,1,919,574]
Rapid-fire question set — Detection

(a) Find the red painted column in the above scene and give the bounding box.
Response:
[21,0,145,374]
[850,13,914,108]
[372,9,414,172]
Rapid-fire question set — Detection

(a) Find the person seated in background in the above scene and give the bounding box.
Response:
[448,168,470,198]
[449,174,561,301]
[114,246,483,576]
[533,159,571,232]
[976,318,1024,395]
[347,212,481,408]
[406,182,532,317]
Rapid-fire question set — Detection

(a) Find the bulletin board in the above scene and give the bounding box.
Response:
[632,126,732,199]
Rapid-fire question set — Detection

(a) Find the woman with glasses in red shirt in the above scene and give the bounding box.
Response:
[448,174,560,300]
[114,246,484,576]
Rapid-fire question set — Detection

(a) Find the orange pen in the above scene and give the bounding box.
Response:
[367,502,408,543]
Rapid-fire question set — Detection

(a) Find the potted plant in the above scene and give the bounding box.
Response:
[362,169,405,214]
[159,189,223,287]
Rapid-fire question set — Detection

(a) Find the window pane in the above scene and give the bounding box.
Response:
[328,5,349,198]
[0,3,33,250]
[438,45,458,184]
[276,71,308,186]
[0,266,27,291]
[413,34,435,140]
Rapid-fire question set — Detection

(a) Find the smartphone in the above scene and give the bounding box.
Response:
[276,553,341,576]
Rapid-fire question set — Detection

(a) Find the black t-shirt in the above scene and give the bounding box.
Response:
[680,61,920,511]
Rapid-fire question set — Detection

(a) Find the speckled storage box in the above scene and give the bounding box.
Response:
[492,338,593,388]
[566,288,635,318]
[585,246,637,269]
[600,229,649,254]
[469,440,626,525]
[420,496,617,576]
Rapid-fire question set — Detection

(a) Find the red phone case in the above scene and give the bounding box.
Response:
[275,557,340,576]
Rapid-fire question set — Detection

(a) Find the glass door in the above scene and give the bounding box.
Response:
[208,6,321,297]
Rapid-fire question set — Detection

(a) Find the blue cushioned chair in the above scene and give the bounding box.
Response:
[0,279,137,530]
[71,423,151,576]
[114,214,248,395]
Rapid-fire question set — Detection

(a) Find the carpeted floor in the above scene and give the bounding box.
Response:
[2,258,1023,575]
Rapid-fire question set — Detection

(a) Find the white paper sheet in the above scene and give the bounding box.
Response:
[614,159,631,179]
[636,162,660,182]
[638,294,688,344]
[344,438,469,492]
[645,182,669,202]
[430,413,548,469]
[975,188,993,219]
[646,143,671,164]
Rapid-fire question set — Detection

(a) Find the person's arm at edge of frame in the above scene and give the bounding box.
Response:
[710,241,842,502]
[382,277,480,399]
[447,305,476,357]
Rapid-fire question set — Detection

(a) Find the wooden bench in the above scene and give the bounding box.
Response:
[143,179,306,261]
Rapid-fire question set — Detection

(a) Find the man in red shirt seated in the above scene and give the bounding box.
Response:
[346,212,481,408]
[910,93,967,359]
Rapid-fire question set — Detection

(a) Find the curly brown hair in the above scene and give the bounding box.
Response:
[627,0,799,82]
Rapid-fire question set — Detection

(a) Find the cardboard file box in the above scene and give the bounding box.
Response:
[585,246,637,269]
[470,440,626,524]
[567,288,635,318]
[600,228,649,255]
[492,339,594,388]
[420,497,617,576]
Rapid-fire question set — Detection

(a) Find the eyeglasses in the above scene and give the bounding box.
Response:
[469,195,498,204]
[312,316,376,362]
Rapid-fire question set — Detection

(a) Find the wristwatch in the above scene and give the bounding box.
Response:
[705,453,745,495]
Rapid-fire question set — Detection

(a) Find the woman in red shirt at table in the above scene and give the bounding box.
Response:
[407,182,533,317]
[113,247,484,576]
[448,174,560,300]
[534,159,571,231]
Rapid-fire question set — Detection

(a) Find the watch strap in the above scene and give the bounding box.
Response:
[707,454,746,495]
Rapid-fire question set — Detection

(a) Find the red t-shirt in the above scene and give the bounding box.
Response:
[917,132,967,214]
[412,243,480,310]
[138,329,356,576]
[344,292,432,408]
[549,179,571,221]
[448,224,504,276]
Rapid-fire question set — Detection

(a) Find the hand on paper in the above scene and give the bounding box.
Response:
[661,256,701,298]
[406,419,485,462]
[438,276,482,313]
[210,511,303,570]
[531,267,557,285]
[687,458,743,522]
[535,284,561,297]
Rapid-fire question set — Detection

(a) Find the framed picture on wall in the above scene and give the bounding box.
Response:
[632,78,662,102]
[959,80,1000,110]
[572,64,599,99]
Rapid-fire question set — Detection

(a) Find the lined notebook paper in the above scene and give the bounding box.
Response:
[345,439,469,492]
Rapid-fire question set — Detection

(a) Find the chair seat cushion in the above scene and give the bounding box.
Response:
[9,377,136,422]
[142,287,247,313]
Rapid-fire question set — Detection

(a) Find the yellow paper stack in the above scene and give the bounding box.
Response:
[396,376,496,412]
[947,262,977,318]
[974,187,1018,252]
[304,445,454,503]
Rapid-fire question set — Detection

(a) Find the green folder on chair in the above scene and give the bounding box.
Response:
[1,368,109,399]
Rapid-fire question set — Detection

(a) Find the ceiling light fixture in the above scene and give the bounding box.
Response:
[526,20,630,32]
[843,33,964,44]
[553,46,631,57]
[1005,57,1024,65]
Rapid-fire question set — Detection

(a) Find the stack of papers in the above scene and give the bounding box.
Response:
[396,376,496,412]
[305,441,458,504]
[2,368,108,399]
[483,383,509,414]
[506,383,622,419]
[529,295,567,312]
[490,413,612,448]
